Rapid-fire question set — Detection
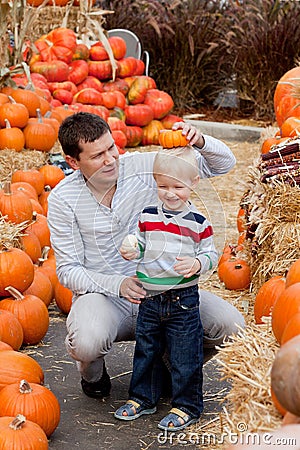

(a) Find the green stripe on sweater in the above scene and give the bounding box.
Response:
[136,271,198,285]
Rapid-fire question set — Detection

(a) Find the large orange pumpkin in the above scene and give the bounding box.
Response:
[281,312,300,345]
[142,119,164,146]
[0,119,25,152]
[271,282,300,343]
[0,310,23,350]
[0,380,60,437]
[25,212,51,249]
[273,66,300,127]
[0,414,48,449]
[0,286,49,345]
[11,168,45,196]
[0,248,34,296]
[54,281,73,315]
[144,89,174,119]
[0,350,44,390]
[285,258,300,288]
[0,181,33,224]
[34,27,77,64]
[0,98,29,128]
[9,88,41,118]
[23,266,53,307]
[254,276,286,324]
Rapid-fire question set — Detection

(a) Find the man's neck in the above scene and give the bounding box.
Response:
[86,181,117,208]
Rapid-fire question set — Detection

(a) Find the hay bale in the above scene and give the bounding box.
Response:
[0,149,48,183]
[240,140,300,291]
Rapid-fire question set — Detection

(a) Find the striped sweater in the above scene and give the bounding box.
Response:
[135,202,218,292]
[47,136,235,298]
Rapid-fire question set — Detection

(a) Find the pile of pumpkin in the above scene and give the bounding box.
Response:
[0,163,76,446]
[260,65,300,154]
[0,26,183,155]
[216,65,300,293]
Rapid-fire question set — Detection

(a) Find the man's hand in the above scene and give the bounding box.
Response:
[120,276,146,304]
[172,122,204,148]
[174,256,201,278]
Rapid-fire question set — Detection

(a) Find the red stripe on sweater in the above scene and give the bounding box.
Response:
[138,221,213,243]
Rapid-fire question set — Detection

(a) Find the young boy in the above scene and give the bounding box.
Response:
[114,146,218,432]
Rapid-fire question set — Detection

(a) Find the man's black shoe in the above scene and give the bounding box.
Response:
[81,364,111,399]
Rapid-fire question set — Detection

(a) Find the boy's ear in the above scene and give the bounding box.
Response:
[192,175,200,187]
[65,155,80,170]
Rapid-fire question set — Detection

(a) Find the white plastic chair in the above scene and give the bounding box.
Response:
[107,28,150,76]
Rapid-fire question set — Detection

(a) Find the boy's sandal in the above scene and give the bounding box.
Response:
[114,399,157,421]
[158,407,199,431]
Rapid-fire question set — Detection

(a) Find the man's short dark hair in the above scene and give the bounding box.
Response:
[58,112,111,160]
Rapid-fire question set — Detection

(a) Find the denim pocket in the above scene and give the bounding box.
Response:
[178,287,199,311]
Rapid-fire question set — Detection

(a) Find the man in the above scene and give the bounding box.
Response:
[47,112,244,398]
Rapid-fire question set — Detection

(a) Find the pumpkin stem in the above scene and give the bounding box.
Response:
[7,95,16,104]
[9,414,26,430]
[4,286,25,300]
[3,181,12,195]
[36,108,43,122]
[19,379,33,394]
[42,246,51,259]
[4,118,11,129]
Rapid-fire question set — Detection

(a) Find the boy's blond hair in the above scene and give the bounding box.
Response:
[153,146,199,182]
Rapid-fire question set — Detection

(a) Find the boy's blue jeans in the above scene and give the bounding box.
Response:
[129,284,204,419]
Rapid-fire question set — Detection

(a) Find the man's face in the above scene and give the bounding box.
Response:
[66,131,120,191]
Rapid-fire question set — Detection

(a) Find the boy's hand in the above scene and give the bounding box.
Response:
[174,256,201,278]
[120,246,139,260]
[172,122,204,147]
[120,234,139,260]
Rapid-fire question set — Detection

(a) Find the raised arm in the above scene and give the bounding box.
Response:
[172,121,236,177]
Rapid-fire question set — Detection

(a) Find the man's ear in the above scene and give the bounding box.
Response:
[65,155,80,170]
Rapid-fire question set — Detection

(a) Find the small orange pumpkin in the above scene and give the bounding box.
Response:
[39,165,65,188]
[0,380,60,437]
[159,129,189,148]
[218,257,251,290]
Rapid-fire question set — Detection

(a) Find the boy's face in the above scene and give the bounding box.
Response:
[155,174,198,211]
